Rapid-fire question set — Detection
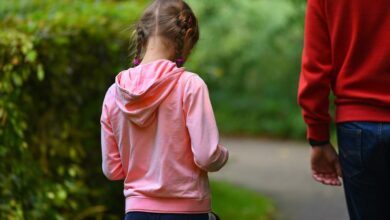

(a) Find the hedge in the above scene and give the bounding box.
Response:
[0,1,146,219]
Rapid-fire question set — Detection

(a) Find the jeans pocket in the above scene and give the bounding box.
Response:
[337,124,363,178]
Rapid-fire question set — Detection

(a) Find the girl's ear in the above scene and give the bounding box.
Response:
[184,28,193,41]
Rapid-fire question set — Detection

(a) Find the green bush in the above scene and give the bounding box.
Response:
[0,0,146,219]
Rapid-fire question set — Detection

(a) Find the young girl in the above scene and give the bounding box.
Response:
[100,0,228,219]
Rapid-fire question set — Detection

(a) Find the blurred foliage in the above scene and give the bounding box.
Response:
[0,0,306,219]
[0,0,147,219]
[187,0,306,138]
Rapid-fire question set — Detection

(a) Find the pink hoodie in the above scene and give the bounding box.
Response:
[100,59,229,214]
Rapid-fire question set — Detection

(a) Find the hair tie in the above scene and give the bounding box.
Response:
[176,58,185,67]
[133,58,141,66]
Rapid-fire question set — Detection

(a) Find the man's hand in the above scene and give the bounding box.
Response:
[311,143,342,186]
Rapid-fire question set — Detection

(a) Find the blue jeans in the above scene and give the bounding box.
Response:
[337,122,390,220]
[124,212,211,220]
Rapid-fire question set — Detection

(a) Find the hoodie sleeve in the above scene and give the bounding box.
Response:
[183,75,229,172]
[100,86,125,180]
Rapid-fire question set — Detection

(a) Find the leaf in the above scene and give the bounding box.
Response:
[47,192,55,199]
[12,73,22,86]
[57,188,67,201]
[0,145,8,156]
[25,51,37,63]
[37,64,44,81]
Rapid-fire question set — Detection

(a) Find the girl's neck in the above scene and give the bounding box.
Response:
[141,36,175,65]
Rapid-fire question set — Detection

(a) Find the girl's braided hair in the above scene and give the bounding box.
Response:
[131,0,199,67]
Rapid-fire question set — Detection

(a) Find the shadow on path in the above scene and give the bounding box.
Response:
[210,137,349,220]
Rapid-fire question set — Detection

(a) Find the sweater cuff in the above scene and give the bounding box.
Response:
[306,123,330,141]
[208,145,229,172]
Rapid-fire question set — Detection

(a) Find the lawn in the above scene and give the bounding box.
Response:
[211,180,276,220]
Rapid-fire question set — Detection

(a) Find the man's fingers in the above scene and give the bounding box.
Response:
[313,172,342,186]
[313,174,324,183]
[323,173,337,179]
[323,177,341,186]
[313,171,337,179]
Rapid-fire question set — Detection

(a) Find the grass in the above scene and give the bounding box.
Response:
[211,180,276,220]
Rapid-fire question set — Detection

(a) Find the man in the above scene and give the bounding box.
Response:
[298,0,390,219]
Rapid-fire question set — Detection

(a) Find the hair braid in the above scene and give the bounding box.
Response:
[175,11,191,67]
[133,25,146,66]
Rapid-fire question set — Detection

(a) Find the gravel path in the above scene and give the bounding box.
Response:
[210,137,349,220]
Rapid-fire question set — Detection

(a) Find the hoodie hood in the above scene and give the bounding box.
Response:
[115,59,184,127]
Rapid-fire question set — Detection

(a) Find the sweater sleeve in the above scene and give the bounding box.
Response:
[100,86,125,180]
[183,75,229,172]
[298,0,332,141]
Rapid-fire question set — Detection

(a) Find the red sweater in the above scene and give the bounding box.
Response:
[298,0,390,141]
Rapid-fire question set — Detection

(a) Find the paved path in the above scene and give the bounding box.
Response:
[210,137,349,220]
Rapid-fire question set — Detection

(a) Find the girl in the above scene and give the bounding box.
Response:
[100,0,228,219]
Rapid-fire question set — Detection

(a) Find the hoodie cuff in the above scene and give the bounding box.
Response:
[218,145,229,169]
[306,123,330,142]
[207,145,229,172]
